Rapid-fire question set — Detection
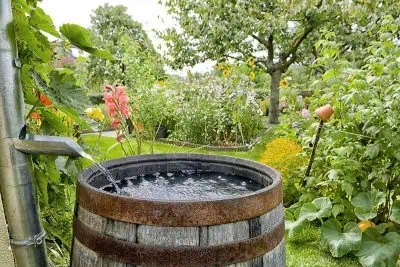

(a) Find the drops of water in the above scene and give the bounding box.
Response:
[103,170,263,201]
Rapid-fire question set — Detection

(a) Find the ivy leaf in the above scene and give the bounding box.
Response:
[299,197,332,221]
[29,7,59,37]
[354,229,400,267]
[321,218,362,257]
[351,191,386,220]
[60,24,116,60]
[390,200,400,224]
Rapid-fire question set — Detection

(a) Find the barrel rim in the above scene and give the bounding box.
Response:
[77,153,282,226]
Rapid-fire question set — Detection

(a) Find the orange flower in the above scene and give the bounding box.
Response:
[39,94,52,107]
[29,112,41,120]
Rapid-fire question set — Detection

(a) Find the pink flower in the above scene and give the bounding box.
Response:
[103,85,131,118]
[301,108,311,118]
[116,135,124,142]
[111,119,121,128]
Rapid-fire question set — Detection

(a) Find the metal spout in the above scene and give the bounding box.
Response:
[13,135,86,158]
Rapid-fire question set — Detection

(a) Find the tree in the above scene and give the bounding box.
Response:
[88,4,164,90]
[160,0,350,123]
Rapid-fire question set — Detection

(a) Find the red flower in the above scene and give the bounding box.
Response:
[29,112,41,120]
[39,94,52,107]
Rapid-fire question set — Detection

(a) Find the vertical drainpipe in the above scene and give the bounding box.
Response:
[0,0,48,266]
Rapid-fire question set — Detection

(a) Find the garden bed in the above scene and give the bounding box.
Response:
[156,128,271,152]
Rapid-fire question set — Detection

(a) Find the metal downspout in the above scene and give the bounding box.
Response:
[0,0,48,266]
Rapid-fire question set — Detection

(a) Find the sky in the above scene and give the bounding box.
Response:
[39,0,213,75]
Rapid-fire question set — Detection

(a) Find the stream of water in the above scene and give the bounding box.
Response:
[80,152,122,194]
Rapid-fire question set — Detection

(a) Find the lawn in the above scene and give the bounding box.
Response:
[81,134,360,267]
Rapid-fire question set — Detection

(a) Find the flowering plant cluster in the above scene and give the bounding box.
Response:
[166,74,264,145]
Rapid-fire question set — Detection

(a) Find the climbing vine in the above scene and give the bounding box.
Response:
[12,0,114,265]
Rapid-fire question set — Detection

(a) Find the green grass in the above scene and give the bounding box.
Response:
[80,133,360,267]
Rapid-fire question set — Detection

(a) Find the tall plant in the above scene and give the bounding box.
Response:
[286,16,400,267]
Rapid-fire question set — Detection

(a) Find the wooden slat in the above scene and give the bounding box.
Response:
[137,225,199,246]
[262,239,286,267]
[77,206,137,267]
[260,203,283,233]
[208,220,250,267]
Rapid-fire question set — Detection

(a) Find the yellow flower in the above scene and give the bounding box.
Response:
[248,57,255,67]
[260,138,306,184]
[223,68,231,78]
[156,80,165,87]
[85,107,104,122]
[280,80,288,88]
[249,71,256,80]
[214,63,222,70]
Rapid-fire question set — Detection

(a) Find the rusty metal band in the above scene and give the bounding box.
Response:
[76,181,282,227]
[73,217,285,267]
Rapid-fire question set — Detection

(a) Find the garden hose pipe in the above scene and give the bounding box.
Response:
[303,105,334,186]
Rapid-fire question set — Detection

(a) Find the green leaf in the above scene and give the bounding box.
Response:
[321,218,362,257]
[42,111,70,134]
[364,144,380,159]
[34,167,48,207]
[44,156,61,184]
[32,69,89,112]
[284,208,308,238]
[351,191,386,220]
[390,200,400,224]
[332,204,344,218]
[299,197,332,221]
[60,24,116,60]
[55,105,91,130]
[29,7,59,37]
[354,229,400,267]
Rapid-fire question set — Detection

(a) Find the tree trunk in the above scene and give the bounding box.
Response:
[269,70,282,124]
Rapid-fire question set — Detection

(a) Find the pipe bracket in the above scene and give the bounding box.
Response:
[10,230,46,247]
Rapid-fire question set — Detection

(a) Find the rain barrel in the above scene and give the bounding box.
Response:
[71,154,285,267]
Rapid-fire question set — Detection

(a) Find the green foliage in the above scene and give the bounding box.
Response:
[390,200,400,224]
[284,13,400,267]
[87,4,163,90]
[60,24,115,60]
[354,229,400,267]
[321,219,362,257]
[11,0,114,264]
[164,74,264,145]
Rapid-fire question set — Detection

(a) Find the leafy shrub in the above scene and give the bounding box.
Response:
[286,16,400,267]
[260,138,307,205]
[166,74,264,145]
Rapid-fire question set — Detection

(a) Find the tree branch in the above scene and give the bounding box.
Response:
[251,34,268,47]
[266,34,274,64]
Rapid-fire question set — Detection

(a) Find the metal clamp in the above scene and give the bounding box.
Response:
[10,230,46,247]
[14,58,21,68]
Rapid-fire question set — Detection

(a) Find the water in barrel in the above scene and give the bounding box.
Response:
[102,170,263,200]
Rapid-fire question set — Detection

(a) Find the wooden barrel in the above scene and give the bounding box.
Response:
[71,154,285,267]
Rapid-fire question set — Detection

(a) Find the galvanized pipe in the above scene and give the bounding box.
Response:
[0,0,48,266]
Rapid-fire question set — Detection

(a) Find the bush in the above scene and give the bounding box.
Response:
[166,74,264,145]
[260,138,307,205]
